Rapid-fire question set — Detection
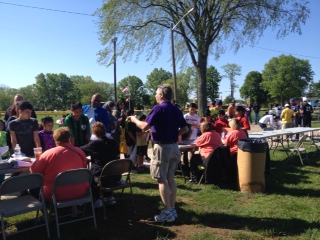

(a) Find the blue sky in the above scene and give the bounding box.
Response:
[0,0,319,100]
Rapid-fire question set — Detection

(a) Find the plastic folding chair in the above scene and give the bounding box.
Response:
[97,159,135,220]
[50,168,97,239]
[0,173,50,240]
[284,135,309,166]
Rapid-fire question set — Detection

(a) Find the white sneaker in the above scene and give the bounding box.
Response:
[106,196,116,205]
[170,208,178,218]
[94,199,103,208]
[154,210,175,222]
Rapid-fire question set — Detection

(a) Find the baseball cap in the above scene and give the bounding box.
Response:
[285,103,290,107]
[268,110,273,114]
[302,97,308,102]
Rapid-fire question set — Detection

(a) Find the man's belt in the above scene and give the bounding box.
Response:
[154,141,175,145]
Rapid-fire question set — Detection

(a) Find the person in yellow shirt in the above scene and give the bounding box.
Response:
[280,103,295,129]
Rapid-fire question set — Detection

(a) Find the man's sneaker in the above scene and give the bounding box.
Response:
[154,210,175,222]
[93,198,103,208]
[170,208,178,218]
[106,196,116,205]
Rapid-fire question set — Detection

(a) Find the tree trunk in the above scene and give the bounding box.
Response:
[196,56,208,116]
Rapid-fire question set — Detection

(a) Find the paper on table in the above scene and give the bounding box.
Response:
[12,160,32,168]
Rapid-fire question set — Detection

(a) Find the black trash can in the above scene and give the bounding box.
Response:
[237,138,267,193]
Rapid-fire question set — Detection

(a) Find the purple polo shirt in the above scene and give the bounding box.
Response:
[146,101,187,142]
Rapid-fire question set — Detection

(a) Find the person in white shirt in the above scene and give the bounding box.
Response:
[184,103,200,141]
[258,110,280,129]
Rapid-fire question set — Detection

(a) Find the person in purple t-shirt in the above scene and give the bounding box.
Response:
[128,84,187,223]
[38,116,56,151]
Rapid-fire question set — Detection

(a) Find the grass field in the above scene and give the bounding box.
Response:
[2,112,320,239]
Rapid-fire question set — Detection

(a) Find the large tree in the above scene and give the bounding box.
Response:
[145,68,172,95]
[240,71,268,105]
[221,63,241,100]
[206,65,222,102]
[117,76,144,108]
[261,54,313,105]
[96,0,309,115]
[34,73,79,110]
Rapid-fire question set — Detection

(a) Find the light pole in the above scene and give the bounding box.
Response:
[112,37,117,101]
[170,8,194,103]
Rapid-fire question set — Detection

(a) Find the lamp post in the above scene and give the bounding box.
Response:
[170,8,194,103]
[112,37,117,101]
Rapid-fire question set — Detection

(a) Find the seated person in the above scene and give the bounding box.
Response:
[222,118,247,156]
[189,121,222,183]
[235,106,251,135]
[80,122,120,206]
[214,110,229,134]
[30,127,87,201]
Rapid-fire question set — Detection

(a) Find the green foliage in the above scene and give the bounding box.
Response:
[117,76,144,108]
[206,65,222,101]
[221,63,241,100]
[0,85,17,111]
[306,80,320,98]
[261,55,313,105]
[240,71,268,104]
[96,0,310,116]
[145,68,172,95]
[34,73,79,110]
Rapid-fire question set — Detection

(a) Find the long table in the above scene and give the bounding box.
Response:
[248,127,320,139]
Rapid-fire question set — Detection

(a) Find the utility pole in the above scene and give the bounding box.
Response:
[113,37,117,101]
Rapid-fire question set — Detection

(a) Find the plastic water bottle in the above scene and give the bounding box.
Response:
[14,144,21,159]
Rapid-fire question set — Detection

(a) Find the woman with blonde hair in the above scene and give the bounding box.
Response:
[189,121,222,183]
[222,118,247,155]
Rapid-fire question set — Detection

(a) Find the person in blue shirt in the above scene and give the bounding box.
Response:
[82,93,110,135]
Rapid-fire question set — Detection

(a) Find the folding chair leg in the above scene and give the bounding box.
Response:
[198,173,204,185]
[1,213,6,240]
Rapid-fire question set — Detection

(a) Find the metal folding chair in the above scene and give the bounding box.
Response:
[50,168,97,239]
[0,173,50,240]
[284,135,309,166]
[98,159,135,220]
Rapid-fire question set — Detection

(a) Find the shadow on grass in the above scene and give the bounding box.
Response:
[175,209,320,237]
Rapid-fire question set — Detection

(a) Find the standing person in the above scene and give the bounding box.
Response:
[4,94,37,121]
[274,104,282,117]
[184,103,200,141]
[235,106,251,135]
[64,102,90,147]
[124,109,136,158]
[244,104,253,124]
[38,116,55,151]
[128,84,187,223]
[226,100,236,118]
[281,103,295,129]
[103,101,120,146]
[252,102,261,125]
[82,93,109,134]
[8,101,40,157]
[135,115,149,172]
[300,97,313,127]
[290,98,301,141]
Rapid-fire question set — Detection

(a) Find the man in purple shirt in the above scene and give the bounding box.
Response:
[128,84,187,223]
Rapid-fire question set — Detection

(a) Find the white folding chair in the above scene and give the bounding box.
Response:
[0,173,50,240]
[50,168,97,239]
[284,135,309,166]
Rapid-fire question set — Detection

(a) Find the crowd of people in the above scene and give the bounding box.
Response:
[0,90,315,223]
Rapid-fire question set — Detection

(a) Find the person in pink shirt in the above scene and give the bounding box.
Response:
[189,121,222,183]
[30,127,87,201]
[222,118,247,155]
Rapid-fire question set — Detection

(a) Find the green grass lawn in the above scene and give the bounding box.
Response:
[4,137,320,240]
[3,113,319,239]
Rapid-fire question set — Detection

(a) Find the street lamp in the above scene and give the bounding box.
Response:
[170,7,194,103]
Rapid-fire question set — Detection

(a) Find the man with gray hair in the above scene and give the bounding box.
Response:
[128,84,187,222]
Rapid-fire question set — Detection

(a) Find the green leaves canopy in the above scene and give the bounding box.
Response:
[261,55,313,104]
[96,0,310,115]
